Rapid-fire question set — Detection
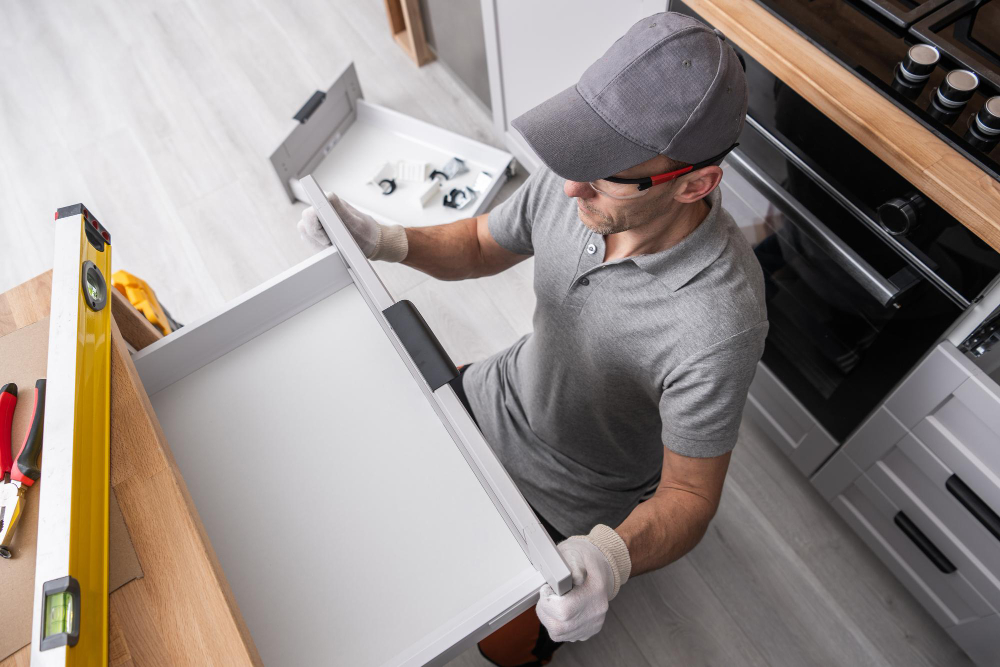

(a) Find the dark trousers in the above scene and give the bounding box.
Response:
[450,365,565,666]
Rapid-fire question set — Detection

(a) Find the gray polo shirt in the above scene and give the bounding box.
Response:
[463,167,767,538]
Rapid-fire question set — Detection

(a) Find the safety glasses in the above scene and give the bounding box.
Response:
[588,144,739,200]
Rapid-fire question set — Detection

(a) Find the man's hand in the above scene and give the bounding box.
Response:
[536,525,631,642]
[296,192,408,262]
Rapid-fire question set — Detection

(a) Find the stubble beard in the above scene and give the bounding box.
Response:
[578,198,663,235]
[578,200,631,235]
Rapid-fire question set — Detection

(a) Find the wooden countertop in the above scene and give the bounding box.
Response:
[684,0,1000,254]
[0,274,259,666]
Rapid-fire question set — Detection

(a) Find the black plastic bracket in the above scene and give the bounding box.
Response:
[57,203,110,251]
[294,91,326,124]
[55,203,87,220]
[383,300,458,390]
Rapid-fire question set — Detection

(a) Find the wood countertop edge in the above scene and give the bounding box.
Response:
[108,318,264,665]
[0,274,262,665]
[683,0,1000,254]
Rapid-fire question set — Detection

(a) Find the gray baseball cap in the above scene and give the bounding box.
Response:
[511,12,748,182]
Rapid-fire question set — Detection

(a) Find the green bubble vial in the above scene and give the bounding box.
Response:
[44,591,74,638]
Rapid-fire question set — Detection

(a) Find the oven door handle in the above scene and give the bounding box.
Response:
[727,149,917,308]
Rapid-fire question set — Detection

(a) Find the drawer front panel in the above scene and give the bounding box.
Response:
[748,362,814,444]
[841,407,907,471]
[913,399,1000,521]
[924,377,1000,476]
[873,443,1000,613]
[855,472,991,620]
[946,614,1000,667]
[884,345,970,429]
[746,363,838,475]
[811,450,863,501]
[834,480,984,627]
[896,435,1000,567]
[953,374,1000,444]
[793,427,839,476]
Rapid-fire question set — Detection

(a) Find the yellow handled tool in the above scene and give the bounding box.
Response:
[112,269,177,336]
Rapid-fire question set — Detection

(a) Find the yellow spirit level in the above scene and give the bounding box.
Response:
[31,204,112,665]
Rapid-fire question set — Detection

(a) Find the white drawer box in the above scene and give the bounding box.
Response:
[131,176,570,666]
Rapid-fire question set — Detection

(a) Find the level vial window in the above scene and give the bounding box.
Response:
[43,591,74,638]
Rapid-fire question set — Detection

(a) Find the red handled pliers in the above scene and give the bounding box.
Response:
[0,379,46,559]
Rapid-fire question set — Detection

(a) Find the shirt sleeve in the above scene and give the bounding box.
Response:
[486,167,553,256]
[658,322,769,458]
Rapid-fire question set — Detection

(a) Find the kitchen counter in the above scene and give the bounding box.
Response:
[0,273,259,667]
[683,0,1000,254]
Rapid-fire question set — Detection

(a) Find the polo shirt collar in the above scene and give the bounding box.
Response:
[629,187,729,292]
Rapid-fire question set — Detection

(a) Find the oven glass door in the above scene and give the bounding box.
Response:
[722,144,961,442]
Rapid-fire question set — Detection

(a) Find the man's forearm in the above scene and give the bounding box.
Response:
[401,216,486,281]
[615,487,718,576]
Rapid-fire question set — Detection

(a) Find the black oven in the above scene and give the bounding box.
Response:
[674,0,1000,443]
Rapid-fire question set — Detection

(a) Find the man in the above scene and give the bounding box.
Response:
[299,12,766,665]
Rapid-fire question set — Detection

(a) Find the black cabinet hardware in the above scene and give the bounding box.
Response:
[894,511,956,574]
[947,475,1000,542]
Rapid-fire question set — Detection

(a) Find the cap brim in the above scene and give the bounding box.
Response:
[511,85,658,183]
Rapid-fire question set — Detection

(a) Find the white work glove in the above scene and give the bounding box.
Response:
[536,524,632,643]
[296,192,408,262]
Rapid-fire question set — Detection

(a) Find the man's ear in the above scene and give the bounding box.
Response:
[672,166,722,204]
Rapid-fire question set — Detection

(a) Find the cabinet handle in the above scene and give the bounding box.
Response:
[293,91,326,124]
[946,475,1000,542]
[894,511,956,574]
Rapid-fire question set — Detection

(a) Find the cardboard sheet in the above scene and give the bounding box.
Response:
[0,319,144,660]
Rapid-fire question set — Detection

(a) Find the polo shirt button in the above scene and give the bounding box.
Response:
[586,243,597,255]
[579,277,590,286]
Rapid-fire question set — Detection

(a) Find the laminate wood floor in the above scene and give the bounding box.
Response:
[0,1,972,665]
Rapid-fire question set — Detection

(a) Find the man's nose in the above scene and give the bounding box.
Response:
[564,180,595,199]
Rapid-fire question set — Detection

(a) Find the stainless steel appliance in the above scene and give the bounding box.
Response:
[709,0,1000,180]
[672,0,1000,475]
